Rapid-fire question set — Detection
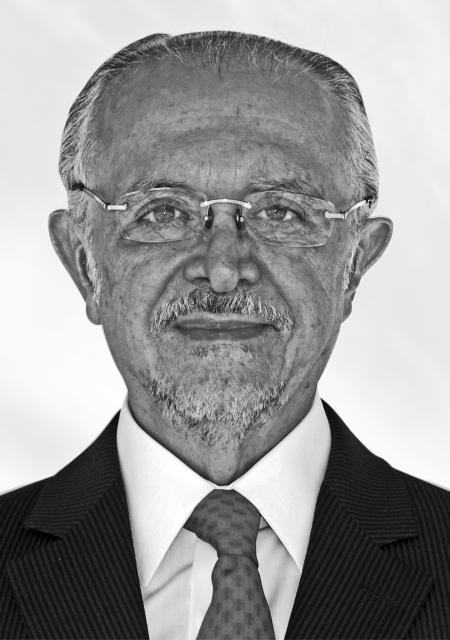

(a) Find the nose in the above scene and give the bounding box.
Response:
[182,203,260,292]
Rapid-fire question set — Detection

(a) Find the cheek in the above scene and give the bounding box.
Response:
[272,247,346,359]
[101,237,181,303]
[97,245,174,351]
[272,242,344,310]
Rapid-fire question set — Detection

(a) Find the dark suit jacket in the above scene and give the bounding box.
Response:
[1,403,450,639]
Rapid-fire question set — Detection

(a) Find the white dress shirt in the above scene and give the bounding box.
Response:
[117,391,331,640]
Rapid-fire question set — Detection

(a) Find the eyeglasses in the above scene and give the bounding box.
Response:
[73,184,375,248]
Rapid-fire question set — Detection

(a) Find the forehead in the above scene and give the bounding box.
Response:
[91,55,350,200]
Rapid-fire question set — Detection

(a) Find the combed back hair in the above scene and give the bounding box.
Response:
[59,31,379,299]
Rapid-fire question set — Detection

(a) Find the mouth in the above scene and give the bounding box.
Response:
[173,313,276,342]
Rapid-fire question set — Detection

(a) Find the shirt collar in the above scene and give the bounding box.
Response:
[117,390,330,586]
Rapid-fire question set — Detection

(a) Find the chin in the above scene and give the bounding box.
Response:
[145,368,286,448]
[154,339,287,389]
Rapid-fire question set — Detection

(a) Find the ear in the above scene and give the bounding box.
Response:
[343,216,393,321]
[48,210,101,325]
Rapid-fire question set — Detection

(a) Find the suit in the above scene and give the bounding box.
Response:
[1,403,450,639]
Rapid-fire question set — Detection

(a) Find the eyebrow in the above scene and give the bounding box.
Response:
[244,177,322,199]
[121,175,197,197]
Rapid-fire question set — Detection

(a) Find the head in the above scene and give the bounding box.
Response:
[50,32,392,449]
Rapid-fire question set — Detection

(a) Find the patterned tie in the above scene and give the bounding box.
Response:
[184,489,276,640]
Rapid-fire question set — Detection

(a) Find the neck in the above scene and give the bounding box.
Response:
[127,385,317,485]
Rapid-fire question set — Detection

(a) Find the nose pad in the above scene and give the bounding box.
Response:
[202,205,246,231]
[203,206,213,230]
[235,207,245,231]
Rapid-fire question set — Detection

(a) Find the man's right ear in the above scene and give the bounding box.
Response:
[48,210,101,325]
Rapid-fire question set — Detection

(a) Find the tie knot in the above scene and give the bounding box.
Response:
[185,490,260,562]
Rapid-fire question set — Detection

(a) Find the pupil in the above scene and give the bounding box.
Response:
[268,207,285,220]
[155,204,175,222]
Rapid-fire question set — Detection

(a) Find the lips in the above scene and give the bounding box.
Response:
[173,313,274,341]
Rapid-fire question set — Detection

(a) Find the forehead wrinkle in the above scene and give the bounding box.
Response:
[96,132,330,195]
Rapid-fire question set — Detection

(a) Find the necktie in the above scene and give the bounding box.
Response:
[184,489,276,640]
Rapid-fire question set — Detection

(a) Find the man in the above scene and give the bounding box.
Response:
[1,30,449,640]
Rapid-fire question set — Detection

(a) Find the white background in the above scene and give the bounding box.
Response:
[1,0,449,492]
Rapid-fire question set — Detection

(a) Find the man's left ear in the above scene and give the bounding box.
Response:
[343,217,393,320]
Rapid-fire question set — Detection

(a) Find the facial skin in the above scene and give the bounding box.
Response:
[50,55,392,484]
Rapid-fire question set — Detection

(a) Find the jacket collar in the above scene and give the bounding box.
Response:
[23,413,122,537]
[23,402,417,541]
[322,401,418,544]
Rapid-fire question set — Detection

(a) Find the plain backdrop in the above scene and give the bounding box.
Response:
[1,0,449,492]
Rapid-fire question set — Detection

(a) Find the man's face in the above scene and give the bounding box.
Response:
[79,56,359,445]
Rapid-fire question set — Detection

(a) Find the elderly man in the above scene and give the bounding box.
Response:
[1,31,449,640]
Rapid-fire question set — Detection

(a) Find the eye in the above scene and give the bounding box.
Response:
[256,206,296,222]
[248,194,311,225]
[136,201,190,225]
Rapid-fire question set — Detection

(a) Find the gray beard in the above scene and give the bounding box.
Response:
[144,288,291,447]
[147,371,286,448]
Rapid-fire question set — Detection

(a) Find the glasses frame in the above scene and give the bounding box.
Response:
[73,184,375,243]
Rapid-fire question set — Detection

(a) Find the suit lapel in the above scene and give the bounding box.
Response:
[7,415,149,640]
[285,403,434,639]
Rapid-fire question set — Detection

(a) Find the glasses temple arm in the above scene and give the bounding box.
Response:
[72,184,128,211]
[325,197,376,220]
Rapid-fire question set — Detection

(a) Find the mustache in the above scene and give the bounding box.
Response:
[151,289,294,334]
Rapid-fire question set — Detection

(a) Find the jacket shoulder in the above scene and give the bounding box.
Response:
[396,468,450,526]
[0,480,52,566]
[0,480,46,525]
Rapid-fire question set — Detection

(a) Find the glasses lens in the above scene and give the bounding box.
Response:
[116,190,204,243]
[245,191,334,247]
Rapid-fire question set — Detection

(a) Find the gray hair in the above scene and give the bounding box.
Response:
[59,31,379,300]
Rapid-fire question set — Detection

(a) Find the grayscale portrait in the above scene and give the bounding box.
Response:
[1,2,449,639]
